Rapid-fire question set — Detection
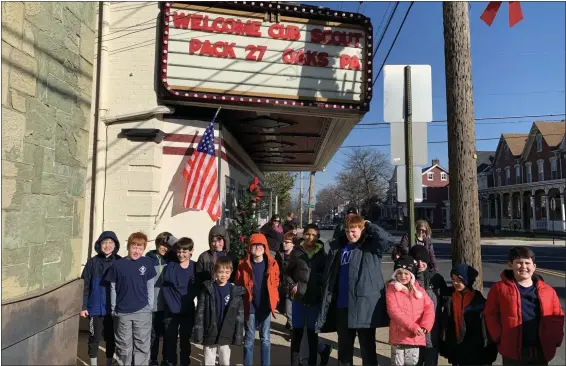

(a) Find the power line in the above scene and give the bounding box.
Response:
[353,117,566,129]
[339,132,565,149]
[372,2,414,87]
[372,2,399,62]
[356,113,566,126]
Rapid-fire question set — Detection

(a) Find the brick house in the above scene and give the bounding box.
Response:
[382,159,450,230]
[479,121,565,232]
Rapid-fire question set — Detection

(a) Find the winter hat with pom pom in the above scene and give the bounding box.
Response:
[391,256,422,298]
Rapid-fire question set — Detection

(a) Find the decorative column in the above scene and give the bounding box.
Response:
[495,194,500,227]
[487,197,492,224]
[509,192,514,219]
[530,192,536,231]
[544,193,551,231]
[560,193,565,232]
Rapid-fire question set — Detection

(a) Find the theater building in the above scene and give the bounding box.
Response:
[2,2,373,363]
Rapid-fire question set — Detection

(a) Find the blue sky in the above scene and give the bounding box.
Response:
[292,1,566,198]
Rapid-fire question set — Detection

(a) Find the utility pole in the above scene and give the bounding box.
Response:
[443,2,483,291]
[404,66,415,247]
[299,172,303,228]
[307,171,315,224]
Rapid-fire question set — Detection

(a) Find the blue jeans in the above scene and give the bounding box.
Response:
[244,312,271,366]
[291,301,320,330]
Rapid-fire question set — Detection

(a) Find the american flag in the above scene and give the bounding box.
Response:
[182,109,221,221]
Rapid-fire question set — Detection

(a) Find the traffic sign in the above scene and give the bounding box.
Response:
[307,204,315,209]
[390,122,428,166]
[384,65,433,123]
[396,166,423,203]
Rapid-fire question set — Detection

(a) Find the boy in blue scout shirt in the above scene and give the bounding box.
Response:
[161,237,198,366]
[104,232,157,366]
[146,231,177,366]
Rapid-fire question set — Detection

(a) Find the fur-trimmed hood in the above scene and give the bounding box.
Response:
[390,268,424,299]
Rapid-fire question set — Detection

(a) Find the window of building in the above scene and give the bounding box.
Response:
[505,167,510,185]
[427,172,434,180]
[423,186,428,200]
[551,158,558,179]
[441,172,447,181]
[536,134,543,152]
[497,169,502,187]
[225,176,236,219]
[537,160,544,181]
[515,165,521,184]
[526,163,532,183]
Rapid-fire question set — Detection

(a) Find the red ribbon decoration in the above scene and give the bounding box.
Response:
[480,1,524,27]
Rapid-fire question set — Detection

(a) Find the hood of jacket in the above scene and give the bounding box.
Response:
[293,239,324,259]
[246,233,274,261]
[209,225,230,251]
[500,268,544,284]
[94,231,120,256]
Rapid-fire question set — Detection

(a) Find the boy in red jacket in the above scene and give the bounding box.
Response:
[484,246,564,365]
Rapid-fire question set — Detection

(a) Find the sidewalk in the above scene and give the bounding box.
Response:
[76,313,451,365]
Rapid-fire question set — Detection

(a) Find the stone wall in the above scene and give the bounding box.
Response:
[1,2,96,301]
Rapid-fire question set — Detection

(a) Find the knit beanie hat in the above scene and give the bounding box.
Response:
[394,255,416,274]
[391,255,422,298]
[450,264,479,288]
[409,245,430,264]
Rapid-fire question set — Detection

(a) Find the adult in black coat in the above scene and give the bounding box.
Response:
[193,281,246,346]
[260,214,284,254]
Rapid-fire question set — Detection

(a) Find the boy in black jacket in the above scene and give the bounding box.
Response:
[194,256,245,366]
[196,225,239,284]
[439,264,497,366]
[80,231,121,366]
[287,224,331,366]
[161,237,197,366]
[275,230,296,332]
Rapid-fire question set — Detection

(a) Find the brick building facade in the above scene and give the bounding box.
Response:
[478,121,566,232]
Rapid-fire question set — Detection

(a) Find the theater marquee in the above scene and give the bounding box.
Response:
[160,2,373,110]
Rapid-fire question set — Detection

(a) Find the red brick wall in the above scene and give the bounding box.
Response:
[422,166,449,187]
[523,133,558,182]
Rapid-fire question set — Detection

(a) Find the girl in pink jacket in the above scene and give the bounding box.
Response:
[386,256,435,366]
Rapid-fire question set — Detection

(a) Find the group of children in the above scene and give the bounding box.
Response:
[387,245,564,366]
[81,216,565,366]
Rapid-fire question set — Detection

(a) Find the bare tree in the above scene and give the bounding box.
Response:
[336,148,391,214]
[315,184,344,216]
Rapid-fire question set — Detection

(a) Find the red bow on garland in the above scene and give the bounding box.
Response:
[249,176,263,202]
[480,1,524,27]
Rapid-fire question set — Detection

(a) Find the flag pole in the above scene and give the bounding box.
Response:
[214,107,223,225]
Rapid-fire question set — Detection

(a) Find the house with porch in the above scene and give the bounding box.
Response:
[479,121,566,232]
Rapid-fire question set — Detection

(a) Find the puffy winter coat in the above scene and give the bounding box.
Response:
[285,240,327,305]
[193,281,245,346]
[316,222,392,332]
[234,240,280,320]
[260,223,283,253]
[439,288,498,365]
[484,270,564,362]
[81,231,121,316]
[386,280,435,346]
[415,269,447,347]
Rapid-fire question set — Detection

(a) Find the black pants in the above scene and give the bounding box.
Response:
[163,311,194,366]
[336,308,378,365]
[502,345,548,365]
[88,315,115,359]
[417,346,439,366]
[291,328,318,365]
[151,311,165,364]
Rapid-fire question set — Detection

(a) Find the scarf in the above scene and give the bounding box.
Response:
[452,290,475,340]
